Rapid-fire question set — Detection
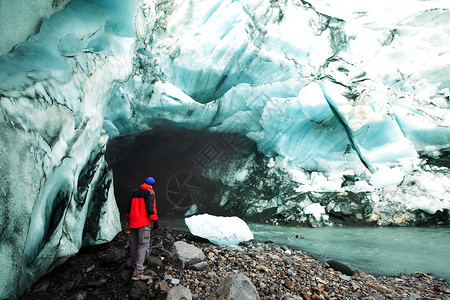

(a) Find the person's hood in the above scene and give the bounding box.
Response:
[140,183,153,190]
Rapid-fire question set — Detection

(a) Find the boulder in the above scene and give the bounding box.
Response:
[207,273,259,300]
[166,285,193,300]
[129,281,148,299]
[326,260,353,276]
[145,255,164,268]
[172,241,206,270]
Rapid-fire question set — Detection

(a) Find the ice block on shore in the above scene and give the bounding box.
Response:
[185,214,254,246]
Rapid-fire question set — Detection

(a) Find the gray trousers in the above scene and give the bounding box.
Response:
[129,225,151,274]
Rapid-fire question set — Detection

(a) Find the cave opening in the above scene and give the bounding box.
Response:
[105,124,256,225]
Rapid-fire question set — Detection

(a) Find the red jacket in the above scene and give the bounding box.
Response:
[126,183,158,228]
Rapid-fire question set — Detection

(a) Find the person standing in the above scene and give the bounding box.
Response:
[125,176,159,280]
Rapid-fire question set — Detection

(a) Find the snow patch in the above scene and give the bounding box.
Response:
[370,167,405,188]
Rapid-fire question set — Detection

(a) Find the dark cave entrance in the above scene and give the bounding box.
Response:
[105,125,256,225]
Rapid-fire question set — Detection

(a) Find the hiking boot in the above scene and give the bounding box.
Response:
[132,273,151,281]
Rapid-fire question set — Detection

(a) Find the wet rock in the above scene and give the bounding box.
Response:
[207,273,259,300]
[167,285,193,300]
[172,241,206,269]
[326,260,353,276]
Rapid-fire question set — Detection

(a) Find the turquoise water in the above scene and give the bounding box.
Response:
[249,224,450,280]
[162,218,450,280]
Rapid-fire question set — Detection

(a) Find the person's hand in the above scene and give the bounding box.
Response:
[152,220,159,230]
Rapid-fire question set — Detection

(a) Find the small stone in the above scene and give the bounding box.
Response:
[311,294,321,300]
[159,280,171,293]
[60,281,75,291]
[285,279,295,289]
[190,261,209,271]
[339,275,351,281]
[85,265,96,273]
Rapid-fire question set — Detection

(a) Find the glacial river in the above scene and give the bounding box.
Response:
[162,218,450,280]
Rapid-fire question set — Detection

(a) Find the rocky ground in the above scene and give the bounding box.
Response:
[21,227,450,300]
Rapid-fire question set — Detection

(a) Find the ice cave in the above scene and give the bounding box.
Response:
[0,0,449,297]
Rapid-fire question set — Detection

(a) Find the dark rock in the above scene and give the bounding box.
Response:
[326,260,353,276]
[33,282,50,292]
[71,291,87,300]
[129,280,148,299]
[105,247,126,263]
[60,281,75,291]
[88,277,108,287]
[166,285,193,300]
[165,232,175,242]
[122,269,133,281]
[146,255,164,268]
[125,257,133,269]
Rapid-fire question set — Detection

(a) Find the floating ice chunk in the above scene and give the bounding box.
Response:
[185,214,254,246]
[304,203,326,221]
[370,167,404,188]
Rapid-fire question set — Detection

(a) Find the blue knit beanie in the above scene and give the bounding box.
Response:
[145,177,155,185]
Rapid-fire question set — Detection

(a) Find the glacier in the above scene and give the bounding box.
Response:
[0,0,449,297]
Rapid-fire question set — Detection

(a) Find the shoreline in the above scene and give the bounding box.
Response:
[21,227,450,299]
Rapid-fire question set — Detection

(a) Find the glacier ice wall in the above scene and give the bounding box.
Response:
[0,0,450,297]
[0,0,72,55]
[105,0,450,226]
[0,0,144,297]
